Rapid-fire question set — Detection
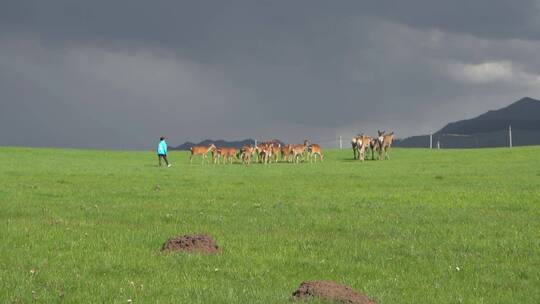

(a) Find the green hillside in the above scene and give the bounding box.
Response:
[1,147,539,303]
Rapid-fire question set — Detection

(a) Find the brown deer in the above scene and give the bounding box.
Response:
[254,142,267,163]
[190,144,216,164]
[281,144,293,163]
[351,135,363,160]
[380,132,394,160]
[308,143,324,163]
[211,147,222,164]
[369,130,385,160]
[359,135,372,162]
[255,144,271,164]
[351,136,359,159]
[240,145,256,165]
[270,143,281,163]
[220,147,238,164]
[291,140,309,164]
[351,135,370,161]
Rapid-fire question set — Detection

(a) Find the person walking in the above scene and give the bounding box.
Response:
[157,136,171,167]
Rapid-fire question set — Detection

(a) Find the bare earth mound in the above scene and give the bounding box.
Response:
[292,281,376,304]
[161,234,221,254]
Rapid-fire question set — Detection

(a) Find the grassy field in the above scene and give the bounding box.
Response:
[1,146,539,303]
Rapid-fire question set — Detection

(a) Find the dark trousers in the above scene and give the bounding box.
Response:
[158,154,169,166]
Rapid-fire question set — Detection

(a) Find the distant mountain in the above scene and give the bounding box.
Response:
[172,139,256,150]
[396,97,540,148]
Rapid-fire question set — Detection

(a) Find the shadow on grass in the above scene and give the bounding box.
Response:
[339,158,380,163]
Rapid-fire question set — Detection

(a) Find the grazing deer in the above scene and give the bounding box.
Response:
[291,140,309,164]
[190,144,216,164]
[308,143,324,163]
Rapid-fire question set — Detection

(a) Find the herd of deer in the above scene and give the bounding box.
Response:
[189,140,323,165]
[351,130,394,161]
[188,130,394,165]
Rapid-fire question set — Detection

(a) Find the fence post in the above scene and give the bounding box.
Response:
[429,133,433,149]
[437,140,440,150]
[339,136,343,149]
[509,125,512,148]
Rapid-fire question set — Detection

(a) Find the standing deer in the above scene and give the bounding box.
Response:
[190,144,216,164]
[281,144,293,163]
[270,143,281,163]
[369,130,385,160]
[255,144,271,164]
[212,147,223,164]
[351,136,360,160]
[359,135,372,162]
[291,140,309,164]
[240,145,256,165]
[381,132,394,160]
[308,143,324,163]
[351,135,371,161]
[220,147,239,164]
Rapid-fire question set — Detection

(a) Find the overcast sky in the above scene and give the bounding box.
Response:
[1,1,540,149]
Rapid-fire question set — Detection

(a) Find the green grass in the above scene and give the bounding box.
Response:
[1,146,539,303]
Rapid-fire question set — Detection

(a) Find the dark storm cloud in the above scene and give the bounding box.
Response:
[1,1,540,149]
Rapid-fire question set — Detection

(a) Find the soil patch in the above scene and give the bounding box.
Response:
[161,234,221,254]
[292,281,376,304]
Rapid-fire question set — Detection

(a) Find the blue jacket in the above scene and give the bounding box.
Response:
[157,140,167,155]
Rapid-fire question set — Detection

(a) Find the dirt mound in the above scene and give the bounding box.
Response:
[292,281,376,304]
[161,234,221,254]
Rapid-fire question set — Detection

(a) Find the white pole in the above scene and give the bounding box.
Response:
[339,136,343,149]
[509,125,512,148]
[254,139,257,146]
[430,133,433,149]
[437,140,440,150]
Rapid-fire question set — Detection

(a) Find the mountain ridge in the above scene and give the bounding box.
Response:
[396,97,540,148]
[171,97,540,150]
